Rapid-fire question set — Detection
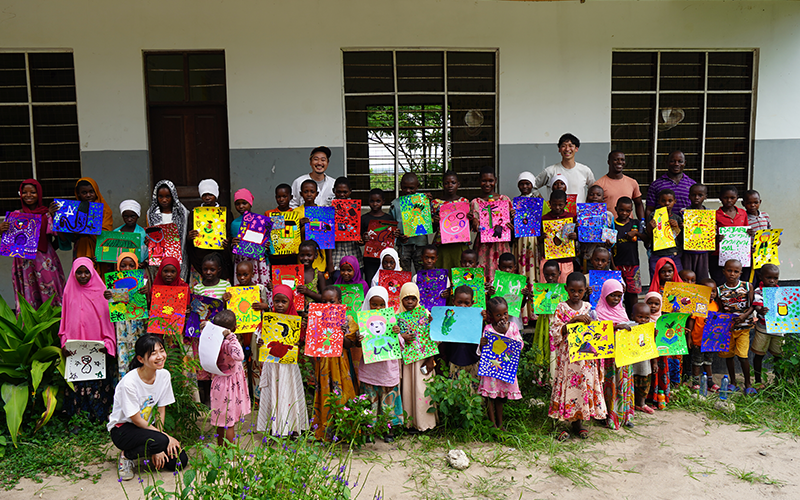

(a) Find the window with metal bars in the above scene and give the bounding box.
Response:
[0,52,82,217]
[343,50,497,204]
[611,51,756,199]
[145,52,227,103]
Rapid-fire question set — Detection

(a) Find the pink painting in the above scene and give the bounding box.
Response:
[477,199,511,243]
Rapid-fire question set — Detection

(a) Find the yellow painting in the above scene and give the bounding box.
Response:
[193,207,227,250]
[661,282,712,317]
[270,209,302,256]
[567,320,614,362]
[615,322,658,367]
[683,210,715,251]
[542,218,576,260]
[226,286,262,334]
[259,313,302,364]
[752,228,782,269]
[652,207,675,251]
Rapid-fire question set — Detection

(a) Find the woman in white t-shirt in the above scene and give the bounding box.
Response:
[108,334,187,481]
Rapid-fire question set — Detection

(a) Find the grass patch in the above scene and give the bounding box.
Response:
[548,454,600,489]
[724,465,785,486]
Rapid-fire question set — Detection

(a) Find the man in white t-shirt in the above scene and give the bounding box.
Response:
[289,146,336,209]
[533,133,596,204]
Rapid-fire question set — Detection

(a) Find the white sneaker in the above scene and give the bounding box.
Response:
[118,452,135,481]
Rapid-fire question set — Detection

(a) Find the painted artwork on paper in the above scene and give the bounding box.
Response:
[417,269,448,310]
[752,229,782,269]
[0,212,41,260]
[399,194,433,236]
[683,210,716,251]
[532,283,568,315]
[719,226,751,267]
[477,199,511,243]
[700,311,737,352]
[567,321,615,362]
[364,220,397,259]
[429,306,483,344]
[305,303,347,357]
[542,218,576,260]
[601,227,617,245]
[398,308,438,364]
[615,322,659,367]
[764,286,800,334]
[147,285,189,335]
[652,207,675,251]
[260,313,302,363]
[333,199,361,242]
[233,211,272,260]
[272,264,304,311]
[589,270,624,309]
[304,206,335,250]
[334,284,365,322]
[439,201,471,244]
[105,270,148,322]
[655,312,690,356]
[357,307,401,364]
[95,230,142,263]
[451,267,486,309]
[193,206,227,250]
[145,223,181,267]
[512,197,543,238]
[226,286,262,334]
[491,271,526,317]
[379,270,413,312]
[477,333,521,384]
[577,203,607,243]
[270,210,302,256]
[661,282,712,317]
[64,340,106,382]
[53,199,104,235]
[543,194,577,216]
[185,294,224,339]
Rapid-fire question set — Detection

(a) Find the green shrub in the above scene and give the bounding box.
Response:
[325,390,393,448]
[161,337,205,443]
[773,334,800,384]
[424,366,485,431]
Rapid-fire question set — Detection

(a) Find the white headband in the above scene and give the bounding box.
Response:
[119,199,141,216]
[198,179,219,198]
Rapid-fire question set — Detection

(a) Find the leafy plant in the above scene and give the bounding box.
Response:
[0,294,66,447]
[424,366,486,431]
[772,334,800,383]
[161,336,205,443]
[325,391,393,448]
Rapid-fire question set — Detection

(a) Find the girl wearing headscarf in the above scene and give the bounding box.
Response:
[57,178,114,273]
[231,188,270,286]
[187,179,233,285]
[0,179,66,310]
[146,180,189,281]
[546,173,577,215]
[514,171,543,325]
[256,284,308,437]
[648,256,682,294]
[333,255,369,296]
[103,252,148,378]
[59,257,117,421]
[152,256,187,289]
[594,280,634,430]
[371,248,402,287]
[115,200,148,263]
[642,291,672,407]
[398,282,437,432]
[431,170,471,271]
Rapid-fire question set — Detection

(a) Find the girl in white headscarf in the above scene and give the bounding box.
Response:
[146,180,189,280]
[371,248,402,287]
[514,172,543,325]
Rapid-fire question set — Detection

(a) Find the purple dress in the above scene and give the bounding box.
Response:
[10,212,66,310]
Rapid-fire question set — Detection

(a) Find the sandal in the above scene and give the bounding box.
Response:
[578,429,590,440]
[745,387,758,396]
[635,405,655,415]
[728,385,740,393]
[690,384,700,391]
[708,384,720,393]
[556,430,570,442]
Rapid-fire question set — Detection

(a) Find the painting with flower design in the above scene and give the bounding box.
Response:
[193,207,227,250]
[147,285,189,335]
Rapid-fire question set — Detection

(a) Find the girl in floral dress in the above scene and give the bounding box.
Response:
[470,166,512,282]
[595,279,634,430]
[549,272,607,440]
[207,310,250,446]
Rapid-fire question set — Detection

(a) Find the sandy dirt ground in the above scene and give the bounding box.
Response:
[5,409,798,500]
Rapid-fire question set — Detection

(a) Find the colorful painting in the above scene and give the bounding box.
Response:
[577,203,607,243]
[566,321,615,362]
[476,199,511,243]
[417,269,448,310]
[145,223,181,267]
[0,212,41,260]
[491,271,526,317]
[357,307,401,364]
[185,294,224,338]
[614,322,659,367]
[589,270,624,309]
[451,267,486,310]
[304,206,335,250]
[542,218,576,260]
[753,229,782,269]
[532,283,568,315]
[95,230,142,263]
[379,270,413,312]
[233,211,272,260]
[305,303,347,357]
[601,227,617,245]
[683,210,716,251]
[399,194,433,236]
[260,313,303,363]
[193,206,227,250]
[334,284,364,322]
[333,199,361,242]
[53,199,104,235]
[655,313,690,356]
[64,340,106,382]
[270,210,302,256]
[700,311,737,352]
[226,286,262,334]
[512,197,543,238]
[105,270,148,322]
[271,265,305,312]
[719,226,751,267]
[398,308,438,364]
[477,332,521,384]
[543,195,577,216]
[439,201,471,244]
[652,207,675,251]
[429,306,483,343]
[364,220,397,259]
[661,282,712,317]
[147,285,189,335]
[764,286,800,335]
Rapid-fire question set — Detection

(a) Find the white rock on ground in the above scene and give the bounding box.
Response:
[446,449,470,470]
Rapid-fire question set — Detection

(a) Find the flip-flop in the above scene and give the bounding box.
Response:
[635,405,655,415]
[728,385,740,393]
[745,387,758,396]
[556,430,570,442]
[708,384,720,393]
[578,429,590,440]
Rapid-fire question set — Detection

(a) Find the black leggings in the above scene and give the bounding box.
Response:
[110,423,188,471]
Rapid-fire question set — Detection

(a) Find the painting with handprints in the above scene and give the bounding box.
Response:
[147,285,189,335]
[260,313,303,363]
[145,223,181,267]
[398,308,438,364]
[64,340,106,382]
[184,294,224,338]
[478,333,521,384]
[272,264,304,311]
[655,313,690,356]
[753,229,782,269]
[399,194,433,236]
[683,210,716,251]
[477,199,511,243]
[451,267,486,309]
[193,206,227,250]
[719,226,750,267]
[364,220,397,259]
[542,218,576,260]
[417,269,448,310]
[53,199,103,235]
[567,321,615,362]
[512,197,543,238]
[270,210,301,256]
[615,322,659,367]
[306,303,347,358]
[333,199,361,242]
[304,206,335,250]
[661,282,711,317]
[233,211,272,260]
[532,283,568,315]
[652,207,675,251]
[105,270,148,322]
[429,306,483,343]
[379,270,412,312]
[491,271,526,317]
[764,286,800,335]
[357,307,401,364]
[700,311,737,352]
[439,201,471,244]
[226,286,262,334]
[0,212,41,260]
[577,203,607,243]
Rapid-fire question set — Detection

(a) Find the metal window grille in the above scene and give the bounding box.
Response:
[0,51,82,217]
[145,52,227,104]
[611,50,756,199]
[342,49,498,204]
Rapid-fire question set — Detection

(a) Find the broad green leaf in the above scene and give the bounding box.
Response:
[0,365,25,382]
[54,351,73,391]
[30,345,62,363]
[23,317,61,345]
[0,316,25,346]
[0,294,16,326]
[17,293,37,332]
[0,347,23,365]
[30,359,53,394]
[1,382,28,447]
[34,385,59,433]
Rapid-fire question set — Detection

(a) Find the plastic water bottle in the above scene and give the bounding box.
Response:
[657,390,666,410]
[700,372,708,397]
[720,375,729,401]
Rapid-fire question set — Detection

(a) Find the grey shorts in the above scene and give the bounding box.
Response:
[690,345,714,366]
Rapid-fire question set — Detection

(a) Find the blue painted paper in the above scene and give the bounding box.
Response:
[430,306,483,344]
[0,212,41,259]
[304,206,335,250]
[185,294,225,338]
[577,203,607,243]
[589,270,623,309]
[53,199,104,235]
[700,311,737,352]
[512,197,543,238]
[477,332,521,383]
[417,269,448,310]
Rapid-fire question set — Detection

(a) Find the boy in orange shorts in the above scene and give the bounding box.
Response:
[717,259,755,394]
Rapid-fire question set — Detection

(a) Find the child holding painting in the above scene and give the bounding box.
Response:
[486,253,532,332]
[411,245,450,300]
[432,170,471,270]
[470,166,512,282]
[231,188,271,286]
[613,197,642,317]
[710,185,749,285]
[540,190,577,283]
[115,200,148,266]
[681,183,711,282]
[58,178,114,273]
[231,260,270,403]
[751,264,783,386]
[398,283,437,433]
[265,184,299,267]
[439,285,480,382]
[717,258,756,394]
[370,248,403,287]
[360,188,393,286]
[295,240,326,311]
[645,188,683,281]
[389,172,429,274]
[514,171,542,325]
[647,258,683,406]
[297,179,332,276]
[685,279,720,393]
[146,180,189,280]
[579,184,615,273]
[532,260,561,381]
[630,302,655,414]
[595,280,634,430]
[331,177,364,280]
[743,189,779,285]
[103,252,148,378]
[187,179,232,286]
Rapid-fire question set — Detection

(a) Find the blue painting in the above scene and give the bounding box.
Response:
[477,332,521,383]
[700,311,737,353]
[53,199,104,235]
[304,206,335,250]
[417,269,448,310]
[577,203,607,243]
[512,197,543,238]
[589,270,623,309]
[429,306,483,344]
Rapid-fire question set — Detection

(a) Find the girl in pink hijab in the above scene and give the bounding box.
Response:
[58,257,117,421]
[595,279,634,429]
